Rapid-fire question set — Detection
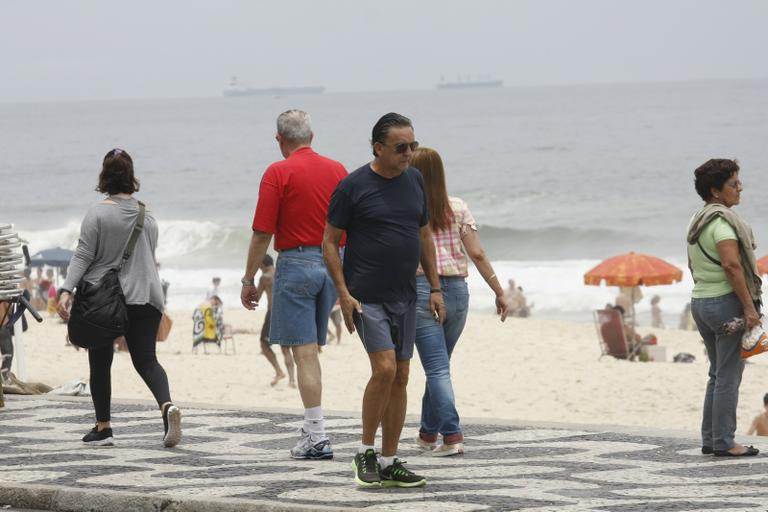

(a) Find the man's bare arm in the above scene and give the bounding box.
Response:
[254,274,268,303]
[419,225,445,324]
[241,230,272,310]
[323,223,360,333]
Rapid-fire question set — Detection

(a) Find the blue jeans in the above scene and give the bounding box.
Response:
[691,293,745,451]
[270,247,337,346]
[414,275,469,441]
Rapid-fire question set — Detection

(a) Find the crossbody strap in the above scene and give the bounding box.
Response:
[696,239,721,266]
[118,201,146,270]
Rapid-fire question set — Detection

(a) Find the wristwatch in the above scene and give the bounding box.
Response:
[430,288,442,294]
[241,277,255,286]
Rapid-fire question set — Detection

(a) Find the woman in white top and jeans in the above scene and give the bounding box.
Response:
[58,149,181,448]
[411,147,508,456]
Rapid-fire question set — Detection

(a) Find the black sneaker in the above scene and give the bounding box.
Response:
[352,448,381,487]
[82,426,114,446]
[162,404,182,448]
[379,458,426,488]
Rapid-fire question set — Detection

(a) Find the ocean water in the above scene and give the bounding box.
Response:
[2,79,767,323]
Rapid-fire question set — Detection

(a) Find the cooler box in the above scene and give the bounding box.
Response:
[646,345,666,362]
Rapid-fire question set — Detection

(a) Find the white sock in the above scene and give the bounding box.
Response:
[303,406,324,438]
[379,455,395,469]
[358,444,375,454]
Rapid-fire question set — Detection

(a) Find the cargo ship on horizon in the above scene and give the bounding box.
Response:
[436,76,503,90]
[223,76,325,97]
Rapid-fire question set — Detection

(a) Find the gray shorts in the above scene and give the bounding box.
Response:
[353,300,416,361]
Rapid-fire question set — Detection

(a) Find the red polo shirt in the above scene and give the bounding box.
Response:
[252,147,347,250]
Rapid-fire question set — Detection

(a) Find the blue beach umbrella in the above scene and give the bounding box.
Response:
[29,247,74,268]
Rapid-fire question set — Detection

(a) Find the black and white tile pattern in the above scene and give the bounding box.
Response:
[2,397,768,511]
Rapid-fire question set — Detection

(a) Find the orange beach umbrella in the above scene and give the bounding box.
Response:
[584,252,683,287]
[758,255,768,276]
[584,252,683,324]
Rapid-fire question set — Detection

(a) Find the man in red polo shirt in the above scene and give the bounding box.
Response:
[241,109,347,460]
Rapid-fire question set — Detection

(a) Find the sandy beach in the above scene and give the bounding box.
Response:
[10,308,768,435]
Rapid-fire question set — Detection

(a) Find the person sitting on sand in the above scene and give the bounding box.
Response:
[512,286,532,318]
[504,282,532,318]
[504,280,522,312]
[254,255,296,388]
[746,393,768,436]
[613,305,649,361]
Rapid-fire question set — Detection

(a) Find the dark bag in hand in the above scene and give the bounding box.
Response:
[67,202,145,350]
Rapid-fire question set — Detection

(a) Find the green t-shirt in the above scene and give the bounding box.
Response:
[688,216,738,298]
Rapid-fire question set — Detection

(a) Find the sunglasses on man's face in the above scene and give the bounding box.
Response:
[383,141,419,154]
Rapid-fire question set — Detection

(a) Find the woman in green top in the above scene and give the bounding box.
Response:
[687,158,761,457]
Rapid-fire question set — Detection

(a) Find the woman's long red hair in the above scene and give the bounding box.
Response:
[412,147,451,232]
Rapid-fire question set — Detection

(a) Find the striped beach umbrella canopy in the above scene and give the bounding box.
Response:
[583,252,683,287]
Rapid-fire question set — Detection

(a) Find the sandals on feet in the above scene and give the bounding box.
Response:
[713,445,759,457]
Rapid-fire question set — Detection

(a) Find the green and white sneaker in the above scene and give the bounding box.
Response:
[352,448,381,487]
[379,458,426,488]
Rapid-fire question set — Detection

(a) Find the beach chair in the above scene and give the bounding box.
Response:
[593,308,642,361]
[222,324,236,354]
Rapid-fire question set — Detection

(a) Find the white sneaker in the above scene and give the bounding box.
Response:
[431,442,464,457]
[163,405,182,448]
[290,429,333,460]
[415,436,437,451]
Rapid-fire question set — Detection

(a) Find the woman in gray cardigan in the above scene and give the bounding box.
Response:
[687,158,760,457]
[58,149,181,448]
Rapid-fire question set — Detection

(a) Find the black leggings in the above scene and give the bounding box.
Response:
[89,304,171,422]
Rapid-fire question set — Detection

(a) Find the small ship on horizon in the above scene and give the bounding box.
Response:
[436,75,503,90]
[223,76,325,97]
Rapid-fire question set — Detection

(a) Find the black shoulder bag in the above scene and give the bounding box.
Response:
[67,202,145,349]
[696,239,722,266]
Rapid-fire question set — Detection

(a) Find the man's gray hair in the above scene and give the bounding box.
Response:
[276,110,312,143]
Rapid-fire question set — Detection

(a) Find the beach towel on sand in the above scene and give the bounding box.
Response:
[192,304,223,347]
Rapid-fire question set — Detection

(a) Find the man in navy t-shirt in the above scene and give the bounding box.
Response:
[324,113,445,488]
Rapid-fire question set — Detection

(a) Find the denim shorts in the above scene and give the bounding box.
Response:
[354,300,416,361]
[269,247,338,346]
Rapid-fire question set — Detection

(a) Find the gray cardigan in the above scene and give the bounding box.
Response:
[62,196,165,312]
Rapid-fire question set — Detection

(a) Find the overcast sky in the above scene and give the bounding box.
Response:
[1,0,766,102]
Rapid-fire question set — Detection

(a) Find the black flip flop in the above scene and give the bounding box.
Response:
[713,445,759,457]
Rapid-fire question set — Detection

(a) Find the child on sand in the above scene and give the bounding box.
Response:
[746,393,768,436]
[47,284,58,317]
